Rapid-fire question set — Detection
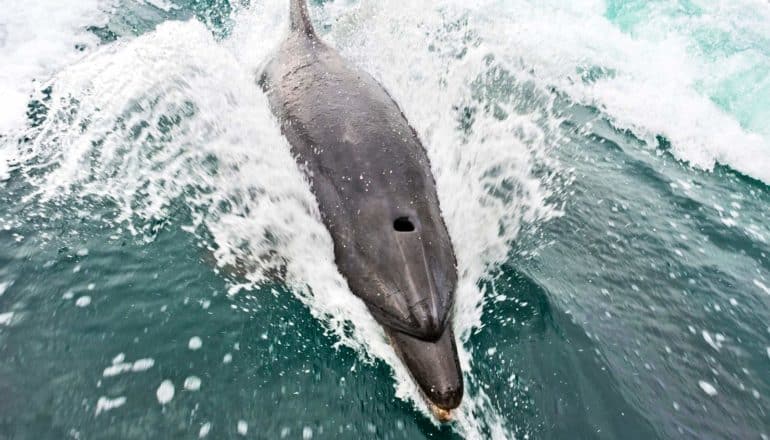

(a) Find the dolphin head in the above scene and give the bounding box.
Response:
[328,191,463,413]
[335,195,458,341]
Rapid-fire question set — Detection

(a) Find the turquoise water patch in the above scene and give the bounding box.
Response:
[604,0,770,139]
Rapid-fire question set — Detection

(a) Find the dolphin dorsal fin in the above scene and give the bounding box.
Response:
[290,0,317,39]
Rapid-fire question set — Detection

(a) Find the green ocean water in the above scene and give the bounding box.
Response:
[1,1,769,439]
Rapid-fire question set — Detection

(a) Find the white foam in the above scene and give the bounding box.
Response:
[236,421,248,436]
[699,380,718,396]
[188,336,202,350]
[702,330,721,351]
[75,296,91,307]
[105,357,154,376]
[0,0,107,134]
[754,279,770,295]
[103,363,132,377]
[132,358,155,371]
[95,396,126,415]
[156,380,174,404]
[0,312,14,326]
[184,376,201,391]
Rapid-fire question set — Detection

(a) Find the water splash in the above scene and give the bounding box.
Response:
[463,0,770,182]
[0,0,108,132]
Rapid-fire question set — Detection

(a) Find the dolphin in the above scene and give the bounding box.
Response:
[259,0,463,419]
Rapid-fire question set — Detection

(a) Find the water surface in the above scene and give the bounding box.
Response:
[1,0,769,438]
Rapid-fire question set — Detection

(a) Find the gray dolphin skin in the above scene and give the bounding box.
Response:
[259,0,463,418]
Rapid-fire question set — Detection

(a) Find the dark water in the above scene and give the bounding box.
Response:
[1,0,769,439]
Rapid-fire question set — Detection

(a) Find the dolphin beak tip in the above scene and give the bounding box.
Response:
[425,381,463,416]
[430,403,453,422]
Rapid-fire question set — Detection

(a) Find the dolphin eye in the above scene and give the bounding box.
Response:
[393,216,415,232]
